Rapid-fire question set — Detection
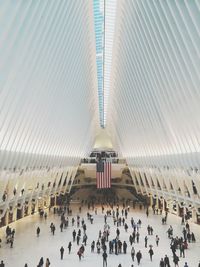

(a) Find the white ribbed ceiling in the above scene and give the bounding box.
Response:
[107,0,200,168]
[0,0,200,170]
[0,0,98,169]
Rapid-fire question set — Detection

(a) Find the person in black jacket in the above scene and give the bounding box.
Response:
[136,250,142,265]
[60,246,64,260]
[148,247,154,261]
[164,255,170,267]
[68,241,72,254]
[159,258,165,267]
[38,257,44,267]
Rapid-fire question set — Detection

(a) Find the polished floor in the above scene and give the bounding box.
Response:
[0,204,200,267]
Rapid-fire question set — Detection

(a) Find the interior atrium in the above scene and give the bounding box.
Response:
[0,1,200,267]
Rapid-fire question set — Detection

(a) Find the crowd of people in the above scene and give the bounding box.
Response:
[0,199,199,267]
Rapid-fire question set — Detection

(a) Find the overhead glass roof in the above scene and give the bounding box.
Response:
[93,0,117,128]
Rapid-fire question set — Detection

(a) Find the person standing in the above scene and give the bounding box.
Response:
[180,243,185,258]
[164,255,170,267]
[102,250,108,267]
[159,258,165,267]
[60,246,64,260]
[0,261,5,267]
[136,250,142,265]
[123,241,127,254]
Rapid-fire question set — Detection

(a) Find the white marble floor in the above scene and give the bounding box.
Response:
[0,205,200,267]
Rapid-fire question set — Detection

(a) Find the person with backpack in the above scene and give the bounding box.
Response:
[173,254,179,267]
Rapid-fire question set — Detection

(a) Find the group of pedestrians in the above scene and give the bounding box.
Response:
[0,200,200,267]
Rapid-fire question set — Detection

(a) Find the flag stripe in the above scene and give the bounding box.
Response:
[96,161,111,189]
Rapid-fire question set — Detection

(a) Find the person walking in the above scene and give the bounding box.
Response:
[144,236,148,248]
[83,233,87,246]
[52,225,55,235]
[173,254,179,267]
[68,241,72,254]
[136,232,140,243]
[36,227,40,237]
[77,247,83,261]
[131,246,135,261]
[148,247,154,261]
[102,250,108,267]
[38,257,44,267]
[91,241,95,252]
[156,235,160,246]
[77,234,80,245]
[78,244,85,260]
[45,258,50,267]
[72,229,76,242]
[136,250,142,265]
[60,246,64,260]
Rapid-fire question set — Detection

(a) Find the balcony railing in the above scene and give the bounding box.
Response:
[80,158,126,164]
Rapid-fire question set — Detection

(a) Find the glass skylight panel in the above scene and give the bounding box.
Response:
[93,0,117,128]
[93,0,104,128]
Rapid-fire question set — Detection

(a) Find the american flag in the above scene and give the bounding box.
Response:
[96,160,111,189]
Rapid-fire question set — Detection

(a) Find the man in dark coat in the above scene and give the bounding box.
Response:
[60,246,64,260]
[164,255,170,267]
[136,250,142,265]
